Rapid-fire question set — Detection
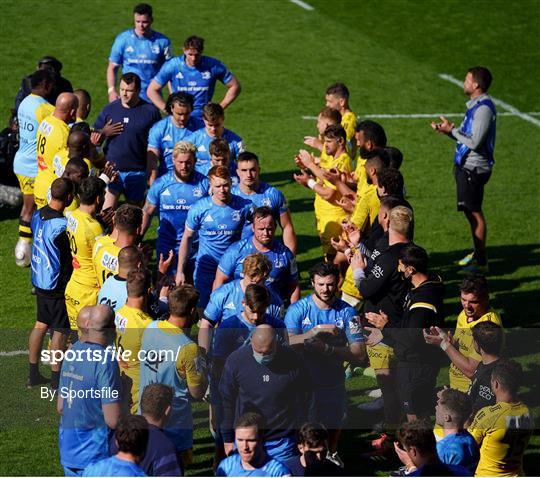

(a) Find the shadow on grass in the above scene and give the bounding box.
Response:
[261,168,297,187]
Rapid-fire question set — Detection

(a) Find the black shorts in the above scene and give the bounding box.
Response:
[397,363,439,417]
[36,294,70,332]
[454,166,491,212]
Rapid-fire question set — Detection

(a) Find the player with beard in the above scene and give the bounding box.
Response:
[285,262,365,467]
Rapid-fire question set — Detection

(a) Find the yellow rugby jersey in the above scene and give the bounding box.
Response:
[341,265,361,299]
[350,183,380,234]
[66,209,104,287]
[157,320,206,388]
[314,150,352,217]
[355,157,368,194]
[93,241,121,287]
[449,309,502,391]
[469,402,533,476]
[115,304,153,376]
[341,110,358,158]
[92,234,115,259]
[35,115,70,203]
[52,148,97,178]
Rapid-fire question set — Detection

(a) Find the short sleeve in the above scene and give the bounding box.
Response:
[217,246,237,277]
[96,359,121,405]
[146,178,161,206]
[214,59,233,85]
[109,33,125,65]
[185,201,202,231]
[467,407,491,444]
[203,290,224,325]
[284,304,303,335]
[153,60,174,86]
[147,121,164,151]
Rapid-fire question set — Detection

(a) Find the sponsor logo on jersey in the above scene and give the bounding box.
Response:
[67,215,78,232]
[371,264,384,278]
[162,188,171,196]
[302,317,312,327]
[175,72,184,79]
[176,198,186,204]
[126,46,135,53]
[163,134,172,141]
[262,198,272,207]
[151,45,160,54]
[335,318,344,329]
[193,187,203,197]
[123,117,130,124]
[115,313,127,333]
[201,71,211,80]
[203,214,214,222]
[198,145,206,152]
[101,252,118,271]
[232,211,241,222]
[188,81,197,87]
[224,301,235,309]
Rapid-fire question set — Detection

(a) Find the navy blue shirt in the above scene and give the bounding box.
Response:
[94,99,161,171]
[219,344,313,444]
[110,424,182,476]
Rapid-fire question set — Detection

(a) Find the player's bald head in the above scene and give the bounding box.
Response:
[251,324,276,355]
[77,306,93,335]
[55,92,78,112]
[89,304,115,332]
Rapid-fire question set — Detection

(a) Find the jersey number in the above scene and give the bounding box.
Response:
[38,136,46,155]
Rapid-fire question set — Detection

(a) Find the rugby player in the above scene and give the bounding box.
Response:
[64,177,106,331]
[325,82,358,157]
[175,165,251,308]
[216,412,291,477]
[214,206,300,303]
[285,262,365,463]
[141,140,210,277]
[114,269,154,414]
[468,359,533,476]
[13,69,55,266]
[147,35,241,118]
[294,124,352,260]
[188,103,244,168]
[233,152,297,252]
[147,92,203,182]
[424,274,502,392]
[195,138,239,186]
[28,178,74,389]
[107,3,172,103]
[93,204,143,287]
[139,285,208,468]
[34,92,78,209]
[94,72,161,208]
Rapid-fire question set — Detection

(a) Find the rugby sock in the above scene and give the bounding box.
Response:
[18,218,32,242]
[50,371,60,390]
[29,362,40,380]
[474,249,487,266]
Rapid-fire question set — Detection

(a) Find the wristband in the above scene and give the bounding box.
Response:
[98,173,111,185]
[307,178,317,190]
[440,339,450,351]
[107,86,115,94]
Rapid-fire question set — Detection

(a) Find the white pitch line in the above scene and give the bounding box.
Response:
[0,349,28,357]
[289,0,314,11]
[439,73,540,127]
[302,112,540,121]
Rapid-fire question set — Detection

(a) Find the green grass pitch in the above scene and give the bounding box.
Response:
[0,0,539,475]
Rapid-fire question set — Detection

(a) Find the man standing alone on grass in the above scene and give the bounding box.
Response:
[431,67,496,273]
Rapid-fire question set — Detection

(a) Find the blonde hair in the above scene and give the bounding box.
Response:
[172,141,196,159]
[389,206,413,236]
[242,253,272,279]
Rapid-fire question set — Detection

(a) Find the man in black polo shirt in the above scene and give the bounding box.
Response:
[365,244,445,422]
[350,205,412,449]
